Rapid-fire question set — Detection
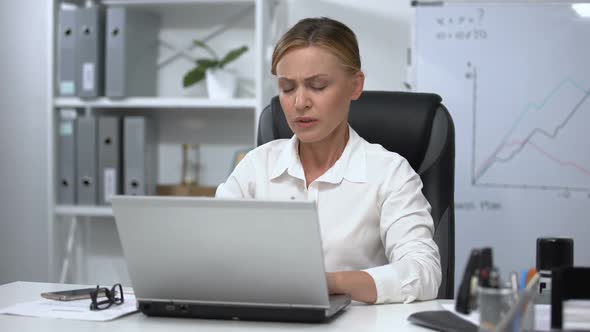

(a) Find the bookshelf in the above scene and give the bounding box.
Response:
[48,0,278,284]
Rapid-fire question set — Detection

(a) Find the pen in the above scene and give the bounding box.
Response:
[509,271,519,293]
[519,269,529,290]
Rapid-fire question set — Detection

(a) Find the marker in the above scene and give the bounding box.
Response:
[525,268,537,285]
[508,271,519,294]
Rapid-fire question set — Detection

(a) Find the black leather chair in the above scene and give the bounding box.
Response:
[257,91,455,299]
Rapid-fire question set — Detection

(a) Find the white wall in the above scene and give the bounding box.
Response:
[286,0,413,91]
[0,0,50,284]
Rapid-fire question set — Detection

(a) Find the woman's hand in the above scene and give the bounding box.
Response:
[326,271,378,304]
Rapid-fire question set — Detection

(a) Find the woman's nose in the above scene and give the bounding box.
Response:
[294,89,310,111]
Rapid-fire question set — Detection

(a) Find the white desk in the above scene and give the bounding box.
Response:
[0,282,451,331]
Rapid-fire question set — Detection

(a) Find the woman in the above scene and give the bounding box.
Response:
[216,17,441,304]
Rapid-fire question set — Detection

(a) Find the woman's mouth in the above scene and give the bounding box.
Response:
[294,117,318,129]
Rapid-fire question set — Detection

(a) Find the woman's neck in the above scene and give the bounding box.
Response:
[298,122,349,186]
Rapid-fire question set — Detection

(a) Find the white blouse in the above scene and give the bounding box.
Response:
[216,126,441,304]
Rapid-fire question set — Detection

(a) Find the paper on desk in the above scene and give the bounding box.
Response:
[0,293,138,321]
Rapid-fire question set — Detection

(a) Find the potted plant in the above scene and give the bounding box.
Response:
[183,40,248,99]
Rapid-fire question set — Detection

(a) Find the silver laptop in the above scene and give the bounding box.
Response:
[111,196,351,322]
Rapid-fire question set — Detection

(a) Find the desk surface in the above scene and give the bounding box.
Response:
[0,281,452,331]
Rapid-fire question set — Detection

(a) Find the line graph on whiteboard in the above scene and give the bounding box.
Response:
[466,62,590,193]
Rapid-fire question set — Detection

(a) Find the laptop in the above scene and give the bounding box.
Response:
[111,195,351,323]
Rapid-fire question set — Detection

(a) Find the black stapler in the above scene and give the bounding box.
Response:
[455,247,493,314]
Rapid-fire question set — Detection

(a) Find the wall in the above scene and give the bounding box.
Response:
[0,0,51,284]
[286,0,413,91]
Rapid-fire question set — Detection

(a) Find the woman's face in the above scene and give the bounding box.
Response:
[275,45,364,144]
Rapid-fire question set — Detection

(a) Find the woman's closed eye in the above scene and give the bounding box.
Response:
[308,80,328,91]
[278,80,327,93]
[279,83,295,93]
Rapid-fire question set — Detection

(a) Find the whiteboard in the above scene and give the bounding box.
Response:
[413,2,590,286]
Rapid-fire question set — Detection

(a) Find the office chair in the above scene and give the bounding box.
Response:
[257,91,455,299]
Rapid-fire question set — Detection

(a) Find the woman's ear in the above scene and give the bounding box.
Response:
[351,71,365,100]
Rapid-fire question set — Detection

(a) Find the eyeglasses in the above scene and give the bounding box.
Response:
[89,283,124,311]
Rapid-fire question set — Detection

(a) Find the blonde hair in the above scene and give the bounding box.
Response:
[271,17,361,75]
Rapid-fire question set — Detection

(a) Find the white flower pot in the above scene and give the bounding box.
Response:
[182,82,207,97]
[206,68,238,99]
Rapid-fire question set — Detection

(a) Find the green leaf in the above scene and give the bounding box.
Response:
[196,59,220,68]
[192,40,218,59]
[219,46,248,68]
[183,65,207,87]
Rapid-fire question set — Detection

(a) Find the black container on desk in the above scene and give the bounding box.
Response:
[536,237,574,304]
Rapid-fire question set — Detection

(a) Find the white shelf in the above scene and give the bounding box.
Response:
[55,205,113,217]
[54,97,257,109]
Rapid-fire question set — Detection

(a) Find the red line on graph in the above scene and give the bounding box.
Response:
[475,140,590,178]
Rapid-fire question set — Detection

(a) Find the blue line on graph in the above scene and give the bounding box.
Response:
[475,77,588,181]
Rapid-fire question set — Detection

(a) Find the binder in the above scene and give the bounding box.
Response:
[124,116,157,195]
[58,10,77,96]
[105,7,159,98]
[58,109,78,204]
[76,116,98,205]
[98,116,122,205]
[75,6,104,98]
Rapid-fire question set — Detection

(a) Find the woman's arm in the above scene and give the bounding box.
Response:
[363,159,441,304]
[215,153,255,199]
[328,158,441,305]
[326,271,377,304]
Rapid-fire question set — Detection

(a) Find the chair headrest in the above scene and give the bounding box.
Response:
[266,91,442,170]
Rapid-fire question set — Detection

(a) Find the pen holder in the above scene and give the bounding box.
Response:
[520,299,535,330]
[478,287,516,332]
